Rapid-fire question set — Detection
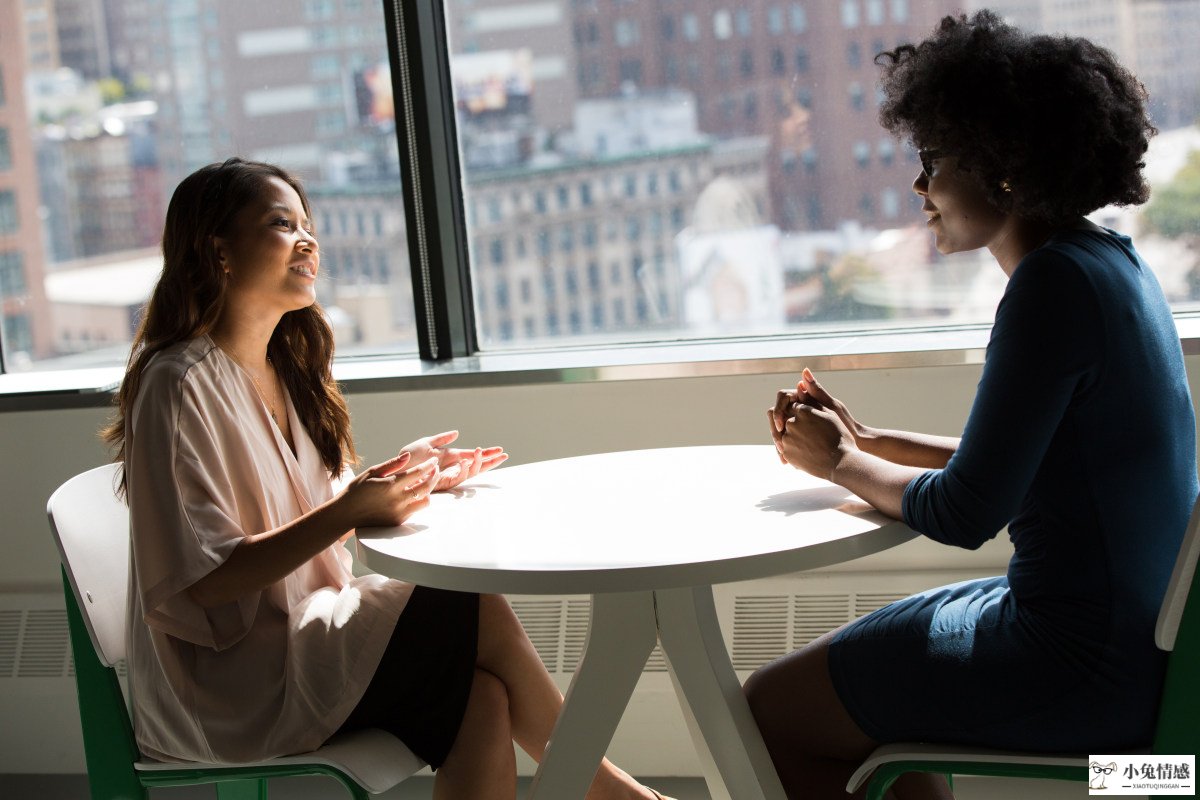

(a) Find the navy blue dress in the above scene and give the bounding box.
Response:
[828,227,1198,751]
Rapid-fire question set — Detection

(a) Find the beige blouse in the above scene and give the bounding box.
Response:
[125,335,413,763]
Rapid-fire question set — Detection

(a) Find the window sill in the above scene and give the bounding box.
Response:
[4,314,1200,412]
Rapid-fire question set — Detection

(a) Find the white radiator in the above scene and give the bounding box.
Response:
[0,568,991,775]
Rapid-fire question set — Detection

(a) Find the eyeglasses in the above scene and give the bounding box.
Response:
[918,148,948,176]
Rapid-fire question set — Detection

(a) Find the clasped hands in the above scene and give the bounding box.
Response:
[768,367,861,481]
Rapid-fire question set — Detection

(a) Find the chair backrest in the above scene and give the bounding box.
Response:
[1152,493,1200,754]
[1155,495,1200,652]
[46,463,129,667]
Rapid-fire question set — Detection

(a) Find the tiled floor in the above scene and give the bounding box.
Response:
[0,774,1109,799]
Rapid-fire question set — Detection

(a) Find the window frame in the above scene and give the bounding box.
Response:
[382,0,476,361]
[3,0,1200,411]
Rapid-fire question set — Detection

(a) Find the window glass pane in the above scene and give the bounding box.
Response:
[713,11,733,41]
[841,0,861,29]
[0,190,16,234]
[768,6,785,35]
[789,4,808,34]
[867,0,886,26]
[443,0,1200,351]
[3,0,413,371]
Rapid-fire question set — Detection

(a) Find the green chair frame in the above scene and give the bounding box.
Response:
[63,569,391,800]
[50,464,423,799]
[848,496,1200,799]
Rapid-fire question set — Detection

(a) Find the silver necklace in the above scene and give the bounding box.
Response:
[247,360,281,424]
[221,346,280,425]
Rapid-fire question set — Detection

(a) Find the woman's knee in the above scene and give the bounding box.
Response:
[478,593,514,623]
[469,667,511,718]
[746,643,824,704]
[477,594,531,658]
[744,640,874,759]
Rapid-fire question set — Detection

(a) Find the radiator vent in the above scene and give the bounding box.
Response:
[14,609,70,678]
[793,593,851,647]
[0,609,20,676]
[0,591,914,680]
[516,597,668,674]
[0,608,127,679]
[510,599,562,672]
[731,596,789,670]
[729,592,910,670]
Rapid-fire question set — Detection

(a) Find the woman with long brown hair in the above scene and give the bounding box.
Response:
[106,158,671,800]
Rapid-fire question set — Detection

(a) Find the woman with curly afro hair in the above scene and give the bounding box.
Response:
[745,11,1198,799]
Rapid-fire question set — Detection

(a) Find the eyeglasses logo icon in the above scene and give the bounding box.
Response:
[1089,761,1118,790]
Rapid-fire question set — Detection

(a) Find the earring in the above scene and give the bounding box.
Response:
[1000,180,1012,193]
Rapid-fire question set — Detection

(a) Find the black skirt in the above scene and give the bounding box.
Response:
[335,586,480,768]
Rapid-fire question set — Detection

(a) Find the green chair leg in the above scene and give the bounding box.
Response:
[334,777,372,800]
[63,571,149,800]
[865,762,911,800]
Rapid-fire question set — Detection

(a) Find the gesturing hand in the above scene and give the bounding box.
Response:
[341,452,441,528]
[400,430,508,492]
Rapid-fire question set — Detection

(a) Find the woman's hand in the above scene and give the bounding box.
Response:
[768,399,858,481]
[400,430,508,492]
[774,368,865,440]
[339,452,441,528]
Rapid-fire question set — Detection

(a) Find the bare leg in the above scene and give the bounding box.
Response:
[743,627,954,800]
[434,668,518,800]
[474,593,657,800]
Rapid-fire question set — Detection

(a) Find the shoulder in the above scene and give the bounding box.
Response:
[1001,228,1131,315]
[1018,227,1141,289]
[989,231,1109,356]
[133,338,225,421]
[140,338,219,393]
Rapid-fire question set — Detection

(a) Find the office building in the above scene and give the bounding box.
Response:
[569,0,959,230]
[0,1,53,364]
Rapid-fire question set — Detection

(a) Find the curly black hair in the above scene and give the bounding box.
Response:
[876,10,1156,225]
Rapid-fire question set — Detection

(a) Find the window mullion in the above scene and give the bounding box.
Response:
[383,0,476,360]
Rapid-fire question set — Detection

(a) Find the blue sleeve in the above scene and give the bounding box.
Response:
[902,250,1103,549]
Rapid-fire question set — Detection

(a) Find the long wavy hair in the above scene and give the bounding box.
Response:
[102,157,357,495]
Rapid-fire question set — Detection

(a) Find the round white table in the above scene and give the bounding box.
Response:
[356,445,918,800]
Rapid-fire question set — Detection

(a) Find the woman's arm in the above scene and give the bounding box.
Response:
[187,453,438,608]
[854,427,960,470]
[769,404,924,520]
[776,252,1101,549]
[772,368,958,470]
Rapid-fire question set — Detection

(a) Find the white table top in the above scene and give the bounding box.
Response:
[356,445,917,594]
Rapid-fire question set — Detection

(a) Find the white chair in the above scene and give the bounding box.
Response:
[847,496,1200,799]
[47,463,424,800]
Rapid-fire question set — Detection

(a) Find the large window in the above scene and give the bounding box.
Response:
[445,0,1200,350]
[3,0,1200,375]
[2,0,414,370]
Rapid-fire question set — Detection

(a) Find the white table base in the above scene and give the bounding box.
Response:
[529,587,786,800]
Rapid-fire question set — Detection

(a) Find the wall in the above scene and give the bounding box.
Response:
[2,355,1197,774]
[2,360,1008,591]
